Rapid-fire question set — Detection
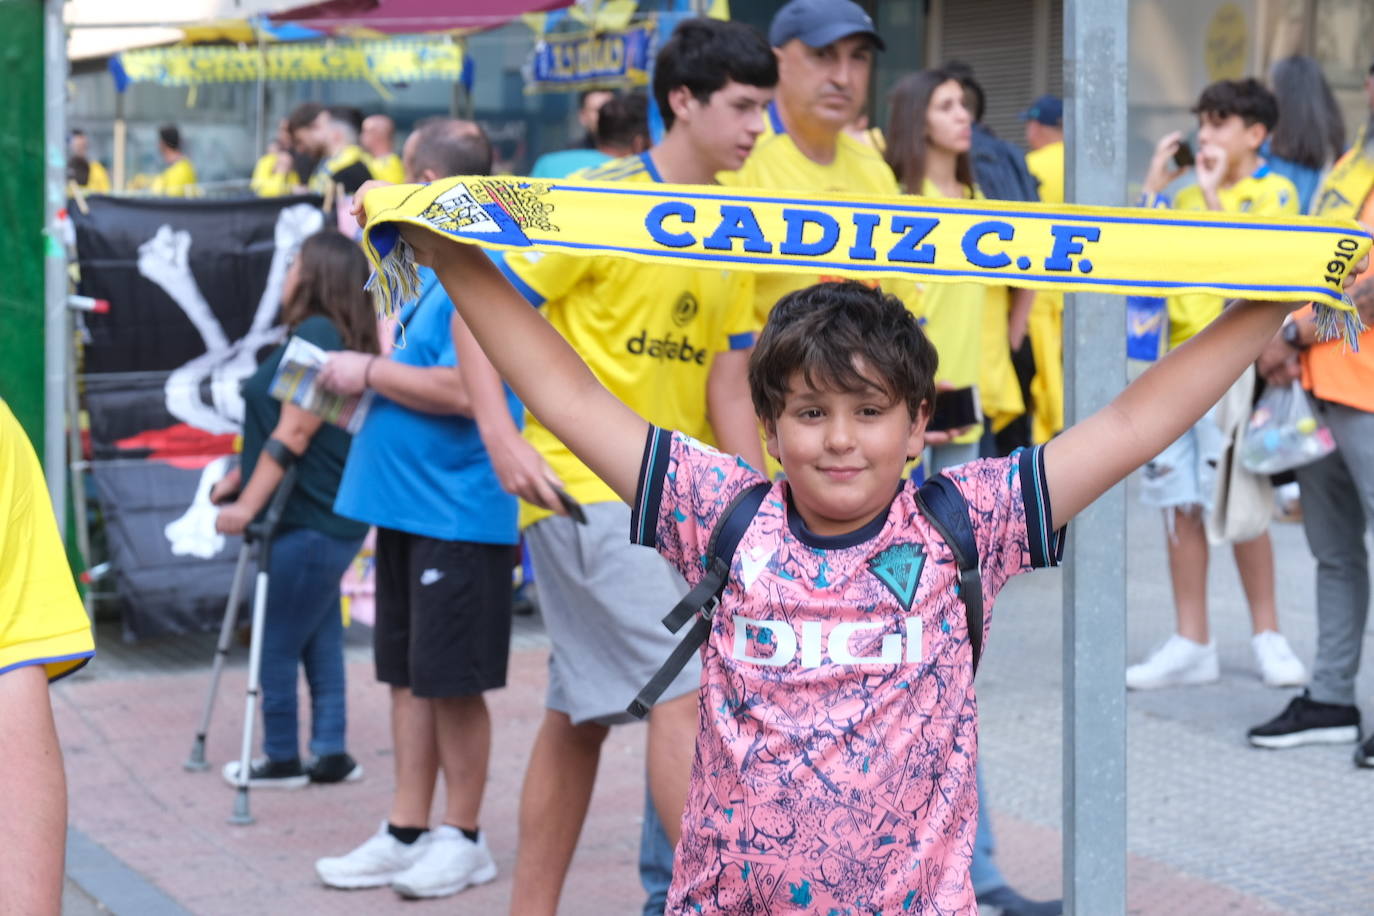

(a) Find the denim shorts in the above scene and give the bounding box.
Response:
[1140,413,1222,511]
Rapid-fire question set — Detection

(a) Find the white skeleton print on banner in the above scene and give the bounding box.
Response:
[135,204,325,557]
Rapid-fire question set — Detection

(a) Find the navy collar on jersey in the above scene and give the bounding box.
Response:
[767,100,787,135]
[784,482,901,550]
[639,150,664,183]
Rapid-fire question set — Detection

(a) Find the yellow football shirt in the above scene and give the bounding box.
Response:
[250,152,299,197]
[151,157,197,197]
[0,400,94,681]
[1024,141,1065,441]
[1166,166,1299,349]
[1025,141,1063,205]
[309,145,376,196]
[718,102,902,325]
[366,152,405,185]
[502,153,759,527]
[891,180,1000,444]
[84,160,112,194]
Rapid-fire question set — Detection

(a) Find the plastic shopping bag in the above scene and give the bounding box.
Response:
[1240,380,1336,474]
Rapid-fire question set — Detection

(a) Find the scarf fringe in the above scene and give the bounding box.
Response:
[364,235,422,321]
[1313,301,1365,352]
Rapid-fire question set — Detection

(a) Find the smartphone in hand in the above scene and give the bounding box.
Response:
[550,484,588,525]
[1172,139,1195,169]
[929,386,982,433]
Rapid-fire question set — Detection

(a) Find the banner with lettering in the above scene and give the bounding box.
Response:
[110,38,467,89]
[526,22,656,92]
[359,176,1370,342]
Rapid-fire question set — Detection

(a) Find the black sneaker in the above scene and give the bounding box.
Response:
[308,752,364,784]
[1355,734,1374,769]
[1247,691,1360,749]
[976,885,1062,916]
[220,756,308,789]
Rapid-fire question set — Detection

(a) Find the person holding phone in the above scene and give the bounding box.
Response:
[883,69,1033,472]
[1130,78,1307,692]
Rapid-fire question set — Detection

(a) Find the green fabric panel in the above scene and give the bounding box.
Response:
[0,1,46,448]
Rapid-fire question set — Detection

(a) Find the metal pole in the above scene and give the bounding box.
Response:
[1061,1,1128,913]
[255,35,268,163]
[43,0,68,525]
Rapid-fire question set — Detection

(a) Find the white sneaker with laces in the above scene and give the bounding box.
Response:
[1251,630,1308,688]
[315,821,431,889]
[390,825,497,899]
[1126,634,1219,690]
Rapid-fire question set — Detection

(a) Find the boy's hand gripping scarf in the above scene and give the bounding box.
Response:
[359,176,1372,345]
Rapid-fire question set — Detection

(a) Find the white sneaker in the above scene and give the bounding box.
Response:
[315,821,431,889]
[1252,631,1308,688]
[390,825,497,899]
[1126,634,1219,690]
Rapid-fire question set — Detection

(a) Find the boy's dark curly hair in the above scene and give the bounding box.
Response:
[1193,78,1279,131]
[749,281,938,424]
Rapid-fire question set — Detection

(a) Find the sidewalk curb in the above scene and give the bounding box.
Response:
[66,826,191,916]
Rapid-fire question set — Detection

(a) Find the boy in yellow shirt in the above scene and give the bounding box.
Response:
[1129,77,1306,692]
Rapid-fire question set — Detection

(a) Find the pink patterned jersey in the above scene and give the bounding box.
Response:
[630,428,1063,915]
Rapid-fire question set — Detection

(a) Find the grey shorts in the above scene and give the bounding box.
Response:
[525,501,700,726]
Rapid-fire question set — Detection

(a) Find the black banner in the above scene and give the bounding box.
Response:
[72,195,326,639]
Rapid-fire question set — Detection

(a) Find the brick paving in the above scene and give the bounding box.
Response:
[55,486,1374,914]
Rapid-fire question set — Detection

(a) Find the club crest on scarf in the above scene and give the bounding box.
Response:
[419,179,557,248]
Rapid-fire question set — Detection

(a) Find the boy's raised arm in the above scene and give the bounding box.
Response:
[1043,284,1359,530]
[409,230,650,506]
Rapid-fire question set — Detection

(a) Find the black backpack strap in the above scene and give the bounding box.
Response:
[627,481,771,719]
[914,475,984,676]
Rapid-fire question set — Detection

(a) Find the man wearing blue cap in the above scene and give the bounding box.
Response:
[719,0,899,329]
[1023,94,1064,205]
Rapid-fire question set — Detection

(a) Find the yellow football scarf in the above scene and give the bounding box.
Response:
[360,176,1371,343]
[1313,124,1374,223]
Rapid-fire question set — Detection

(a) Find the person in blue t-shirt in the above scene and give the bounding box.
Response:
[312,119,561,902]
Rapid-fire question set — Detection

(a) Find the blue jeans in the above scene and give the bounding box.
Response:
[639,785,674,916]
[969,760,1007,895]
[260,526,363,763]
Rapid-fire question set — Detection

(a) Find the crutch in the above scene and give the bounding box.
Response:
[183,538,252,772]
[228,462,299,825]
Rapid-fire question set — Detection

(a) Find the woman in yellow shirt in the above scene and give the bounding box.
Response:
[883,69,1026,470]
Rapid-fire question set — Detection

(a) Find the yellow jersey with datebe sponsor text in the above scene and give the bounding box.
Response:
[501,152,758,527]
[718,102,902,325]
[1165,164,1299,350]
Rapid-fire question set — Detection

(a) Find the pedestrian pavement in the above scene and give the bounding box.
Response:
[54,480,1374,915]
